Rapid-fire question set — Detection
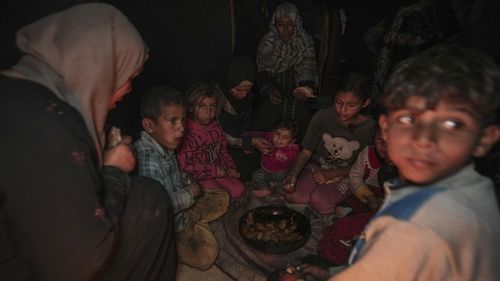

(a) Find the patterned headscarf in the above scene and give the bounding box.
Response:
[13,3,148,163]
[257,2,318,84]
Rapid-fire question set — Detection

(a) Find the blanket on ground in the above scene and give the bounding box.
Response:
[212,194,319,281]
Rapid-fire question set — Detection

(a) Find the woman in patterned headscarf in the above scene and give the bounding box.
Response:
[0,3,176,281]
[255,2,319,139]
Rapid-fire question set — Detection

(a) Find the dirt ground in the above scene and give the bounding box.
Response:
[176,264,234,281]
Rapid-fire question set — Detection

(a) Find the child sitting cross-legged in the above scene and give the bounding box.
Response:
[315,128,395,267]
[347,128,394,212]
[283,72,376,226]
[177,82,246,200]
[134,85,229,271]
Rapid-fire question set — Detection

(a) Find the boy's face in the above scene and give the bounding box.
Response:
[272,128,294,148]
[374,132,388,160]
[275,16,295,41]
[193,96,217,126]
[379,96,499,185]
[334,91,369,122]
[143,104,185,151]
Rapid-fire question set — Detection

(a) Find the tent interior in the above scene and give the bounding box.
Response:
[1,0,499,279]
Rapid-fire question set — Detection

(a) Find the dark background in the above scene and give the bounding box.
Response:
[0,0,233,136]
[1,0,499,137]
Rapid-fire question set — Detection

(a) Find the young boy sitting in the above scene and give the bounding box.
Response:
[134,85,230,271]
[280,45,500,281]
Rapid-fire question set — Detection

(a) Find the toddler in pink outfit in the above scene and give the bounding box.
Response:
[247,119,300,197]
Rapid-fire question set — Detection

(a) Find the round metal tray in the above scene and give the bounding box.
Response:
[238,205,311,254]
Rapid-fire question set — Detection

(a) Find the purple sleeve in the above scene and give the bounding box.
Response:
[217,123,237,169]
[242,131,272,139]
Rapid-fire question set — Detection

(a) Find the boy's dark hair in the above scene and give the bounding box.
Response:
[335,72,370,102]
[140,85,185,120]
[274,119,300,139]
[185,82,223,116]
[383,44,500,126]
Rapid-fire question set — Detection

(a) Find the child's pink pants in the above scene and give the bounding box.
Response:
[285,164,351,214]
[199,178,246,199]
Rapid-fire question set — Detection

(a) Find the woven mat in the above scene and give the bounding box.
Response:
[211,194,319,281]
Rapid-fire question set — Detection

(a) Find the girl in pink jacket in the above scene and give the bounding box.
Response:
[177,82,246,199]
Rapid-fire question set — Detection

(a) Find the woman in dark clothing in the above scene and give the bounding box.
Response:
[0,3,176,281]
[204,56,273,182]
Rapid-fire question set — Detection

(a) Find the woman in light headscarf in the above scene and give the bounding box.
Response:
[255,2,319,139]
[0,3,176,281]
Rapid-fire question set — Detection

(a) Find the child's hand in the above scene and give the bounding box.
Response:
[279,265,304,281]
[283,171,298,193]
[365,194,382,212]
[311,168,327,184]
[312,168,342,185]
[103,135,135,173]
[189,183,202,198]
[226,168,240,179]
[298,263,330,280]
[217,166,227,177]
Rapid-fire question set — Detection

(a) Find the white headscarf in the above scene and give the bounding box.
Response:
[13,3,148,163]
[257,2,318,84]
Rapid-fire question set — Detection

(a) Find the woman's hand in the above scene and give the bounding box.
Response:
[292,86,314,102]
[365,194,382,212]
[251,137,273,155]
[269,89,283,105]
[224,132,243,147]
[103,135,136,173]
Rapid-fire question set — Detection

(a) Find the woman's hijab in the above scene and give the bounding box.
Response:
[256,2,318,84]
[223,56,256,90]
[12,3,148,162]
[215,56,256,114]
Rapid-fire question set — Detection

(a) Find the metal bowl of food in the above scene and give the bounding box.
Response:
[239,205,311,254]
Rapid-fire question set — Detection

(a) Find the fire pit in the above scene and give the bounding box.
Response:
[239,205,311,254]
